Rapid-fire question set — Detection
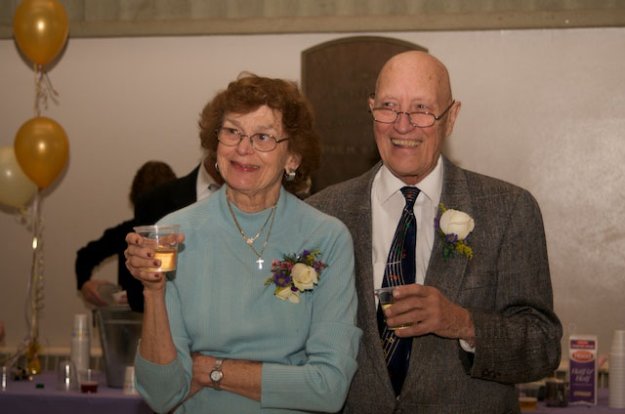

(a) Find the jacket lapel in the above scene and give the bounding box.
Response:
[341,163,395,387]
[423,158,473,300]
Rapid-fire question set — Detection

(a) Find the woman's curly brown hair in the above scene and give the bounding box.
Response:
[198,73,320,196]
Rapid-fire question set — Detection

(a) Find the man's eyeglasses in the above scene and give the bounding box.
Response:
[217,127,289,152]
[370,100,455,128]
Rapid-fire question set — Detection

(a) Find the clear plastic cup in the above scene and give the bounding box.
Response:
[133,224,180,272]
[374,286,412,330]
[123,365,138,395]
[79,368,100,394]
[57,359,78,391]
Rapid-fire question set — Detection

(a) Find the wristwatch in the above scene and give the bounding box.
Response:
[209,358,224,390]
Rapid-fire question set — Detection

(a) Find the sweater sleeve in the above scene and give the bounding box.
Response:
[134,279,193,413]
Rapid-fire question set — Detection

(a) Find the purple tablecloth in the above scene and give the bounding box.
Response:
[0,372,152,414]
[3,373,623,413]
[534,388,625,413]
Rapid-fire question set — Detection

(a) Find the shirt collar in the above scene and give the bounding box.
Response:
[376,155,444,206]
[196,158,220,200]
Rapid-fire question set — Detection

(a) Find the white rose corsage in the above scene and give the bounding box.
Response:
[265,249,327,303]
[436,204,475,260]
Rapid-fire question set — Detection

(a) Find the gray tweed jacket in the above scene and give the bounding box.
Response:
[307,157,562,414]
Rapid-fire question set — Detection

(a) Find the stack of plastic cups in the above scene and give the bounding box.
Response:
[123,366,138,395]
[609,329,625,409]
[70,314,91,375]
[1,366,7,391]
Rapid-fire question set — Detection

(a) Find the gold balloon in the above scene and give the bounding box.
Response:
[13,0,69,66]
[14,116,69,189]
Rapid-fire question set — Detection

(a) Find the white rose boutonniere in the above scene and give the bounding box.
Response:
[265,249,327,304]
[436,204,475,260]
[291,263,319,291]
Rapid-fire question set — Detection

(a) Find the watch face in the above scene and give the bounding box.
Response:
[210,369,223,383]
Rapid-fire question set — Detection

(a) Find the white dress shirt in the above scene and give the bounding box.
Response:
[371,156,443,290]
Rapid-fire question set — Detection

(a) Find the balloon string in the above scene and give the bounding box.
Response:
[27,192,44,341]
[2,194,45,371]
[34,64,60,117]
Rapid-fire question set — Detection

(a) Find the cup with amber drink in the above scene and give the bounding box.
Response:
[133,224,181,273]
[375,286,412,330]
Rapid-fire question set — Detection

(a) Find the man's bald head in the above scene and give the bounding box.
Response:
[376,51,453,106]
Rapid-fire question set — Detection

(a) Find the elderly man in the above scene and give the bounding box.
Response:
[307,51,562,413]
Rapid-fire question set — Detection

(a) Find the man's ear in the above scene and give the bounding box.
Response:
[444,101,461,137]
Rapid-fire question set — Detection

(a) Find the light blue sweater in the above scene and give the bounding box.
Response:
[135,187,361,413]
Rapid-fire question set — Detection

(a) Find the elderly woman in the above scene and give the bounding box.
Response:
[125,74,361,413]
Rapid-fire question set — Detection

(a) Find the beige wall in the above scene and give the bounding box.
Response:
[1,28,624,358]
[2,0,624,36]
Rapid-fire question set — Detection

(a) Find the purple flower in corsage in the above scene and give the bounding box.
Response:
[435,204,475,260]
[265,249,327,303]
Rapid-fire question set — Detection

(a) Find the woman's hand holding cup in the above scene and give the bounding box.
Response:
[125,226,184,290]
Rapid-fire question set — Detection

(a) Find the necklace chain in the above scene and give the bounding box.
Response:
[230,200,275,245]
[226,198,277,269]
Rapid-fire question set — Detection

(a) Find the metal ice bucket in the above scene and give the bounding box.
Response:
[95,306,142,388]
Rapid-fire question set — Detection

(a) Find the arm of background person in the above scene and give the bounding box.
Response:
[75,219,134,306]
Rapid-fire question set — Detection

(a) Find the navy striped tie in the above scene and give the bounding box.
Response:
[377,186,420,395]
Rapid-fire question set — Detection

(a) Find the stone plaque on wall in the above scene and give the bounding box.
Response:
[302,36,426,193]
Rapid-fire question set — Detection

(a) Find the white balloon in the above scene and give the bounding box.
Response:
[0,146,38,209]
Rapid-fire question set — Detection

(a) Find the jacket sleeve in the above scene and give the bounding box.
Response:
[75,220,134,290]
[469,190,562,383]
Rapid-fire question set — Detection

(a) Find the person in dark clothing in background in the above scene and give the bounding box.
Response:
[75,160,176,307]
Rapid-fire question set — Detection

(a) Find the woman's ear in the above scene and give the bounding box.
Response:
[286,152,302,173]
